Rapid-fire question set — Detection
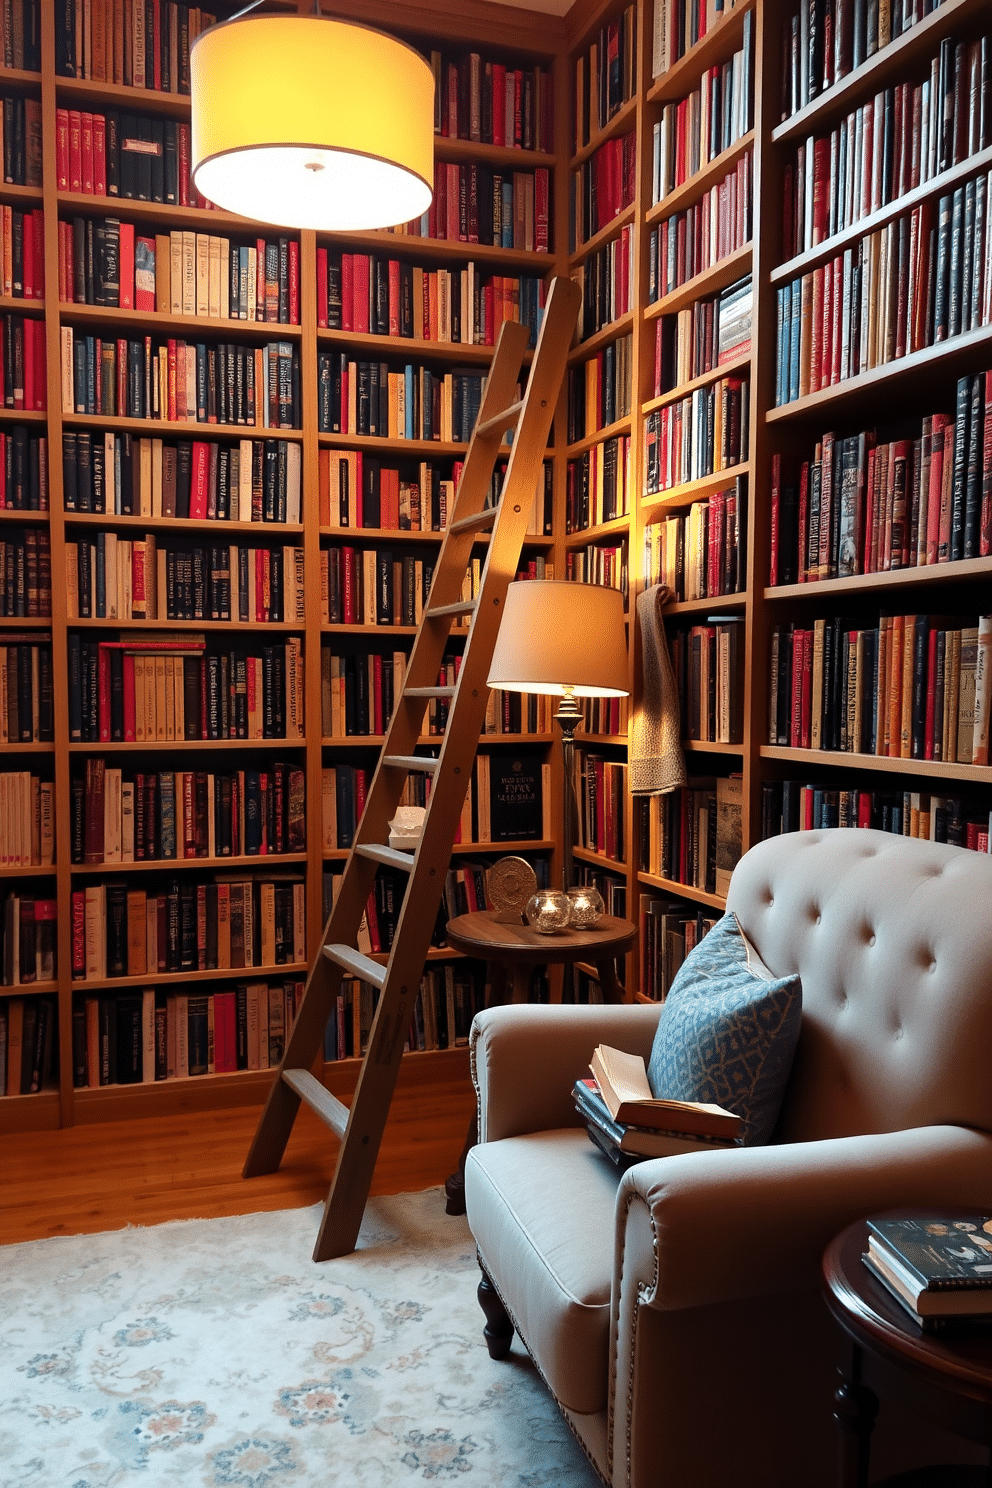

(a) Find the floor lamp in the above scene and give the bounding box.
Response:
[487,581,629,894]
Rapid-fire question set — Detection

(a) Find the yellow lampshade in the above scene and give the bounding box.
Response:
[190,13,435,232]
[488,581,629,697]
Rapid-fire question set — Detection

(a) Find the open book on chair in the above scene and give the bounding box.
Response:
[589,1045,742,1140]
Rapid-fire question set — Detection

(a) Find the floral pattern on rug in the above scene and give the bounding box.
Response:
[1,1190,602,1488]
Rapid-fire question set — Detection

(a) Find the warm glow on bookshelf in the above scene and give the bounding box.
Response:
[190,13,434,232]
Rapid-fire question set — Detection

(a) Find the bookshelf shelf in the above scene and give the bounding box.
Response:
[70,854,310,875]
[570,95,639,169]
[771,0,978,145]
[760,747,992,786]
[643,351,752,415]
[322,229,553,272]
[565,414,632,456]
[68,738,307,754]
[0,66,40,86]
[0,1090,60,1133]
[434,136,556,171]
[0,865,55,879]
[643,460,751,515]
[575,844,627,873]
[316,433,469,457]
[765,556,992,603]
[564,514,631,544]
[568,311,635,361]
[64,512,306,537]
[771,142,992,289]
[636,870,726,911]
[315,329,510,363]
[0,977,58,994]
[646,130,754,225]
[68,617,305,634]
[0,182,42,204]
[54,77,196,117]
[0,408,47,423]
[683,738,746,756]
[570,202,638,266]
[0,508,50,524]
[647,0,756,106]
[63,413,305,439]
[663,591,746,616]
[71,961,309,995]
[59,305,305,341]
[55,190,271,234]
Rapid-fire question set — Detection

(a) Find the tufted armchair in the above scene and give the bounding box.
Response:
[464,828,992,1487]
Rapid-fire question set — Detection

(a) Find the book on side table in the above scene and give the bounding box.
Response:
[862,1216,992,1330]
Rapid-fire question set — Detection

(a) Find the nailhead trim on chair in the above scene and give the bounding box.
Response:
[613,1188,661,1488]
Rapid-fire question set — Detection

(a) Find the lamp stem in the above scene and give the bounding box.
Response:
[555,687,582,892]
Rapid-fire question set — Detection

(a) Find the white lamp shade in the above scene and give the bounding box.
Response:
[190,15,435,232]
[488,581,629,697]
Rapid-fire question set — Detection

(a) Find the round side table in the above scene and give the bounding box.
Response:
[442,909,637,1214]
[823,1216,992,1488]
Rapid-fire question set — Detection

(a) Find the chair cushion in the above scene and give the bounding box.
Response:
[647,910,802,1146]
[464,1127,618,1415]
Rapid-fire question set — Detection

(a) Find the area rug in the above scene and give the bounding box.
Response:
[0,1190,602,1488]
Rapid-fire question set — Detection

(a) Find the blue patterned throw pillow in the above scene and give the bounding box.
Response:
[646,912,802,1146]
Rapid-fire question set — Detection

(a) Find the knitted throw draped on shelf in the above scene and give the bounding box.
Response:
[629,583,686,795]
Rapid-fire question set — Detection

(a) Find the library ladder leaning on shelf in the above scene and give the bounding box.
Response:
[243,275,582,1263]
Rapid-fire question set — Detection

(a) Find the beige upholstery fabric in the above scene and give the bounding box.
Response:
[465,829,992,1488]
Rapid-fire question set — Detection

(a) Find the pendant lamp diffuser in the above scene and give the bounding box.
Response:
[190,14,435,232]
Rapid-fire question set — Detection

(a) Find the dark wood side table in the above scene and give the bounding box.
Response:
[823,1217,992,1488]
[442,910,637,1214]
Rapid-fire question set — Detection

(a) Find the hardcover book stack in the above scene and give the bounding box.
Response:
[574,1043,741,1164]
[863,1214,992,1330]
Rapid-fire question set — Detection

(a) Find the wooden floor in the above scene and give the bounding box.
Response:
[1,1065,476,1246]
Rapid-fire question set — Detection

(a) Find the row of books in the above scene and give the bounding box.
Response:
[573,4,637,151]
[580,694,629,738]
[0,206,43,299]
[0,0,38,71]
[321,546,435,630]
[316,355,484,444]
[407,161,551,254]
[780,0,950,121]
[55,1,215,92]
[571,132,637,247]
[430,48,553,154]
[320,964,483,1062]
[671,616,746,745]
[3,891,56,987]
[0,426,47,510]
[781,34,991,262]
[62,431,302,524]
[0,313,46,411]
[0,772,52,866]
[0,996,55,1095]
[576,226,634,343]
[70,875,306,982]
[638,896,719,1003]
[60,329,301,428]
[1,94,41,185]
[647,153,753,304]
[564,541,629,596]
[567,334,633,442]
[761,780,991,851]
[644,376,749,494]
[320,648,407,741]
[71,980,302,1089]
[0,637,52,742]
[768,613,992,766]
[68,636,304,744]
[72,759,306,865]
[55,108,211,209]
[565,436,632,532]
[59,219,301,324]
[863,1214,992,1331]
[0,527,50,617]
[770,372,992,585]
[65,535,306,625]
[643,479,746,600]
[576,750,628,863]
[774,171,992,405]
[652,0,747,79]
[636,774,743,896]
[321,751,550,853]
[651,13,754,206]
[652,275,752,395]
[316,252,546,350]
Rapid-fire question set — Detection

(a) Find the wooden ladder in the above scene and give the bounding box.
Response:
[243,274,581,1261]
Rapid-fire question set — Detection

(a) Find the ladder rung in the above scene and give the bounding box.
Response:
[356,843,416,872]
[383,754,440,773]
[475,399,523,438]
[282,1068,349,1139]
[448,509,495,535]
[427,600,477,618]
[405,685,455,698]
[322,944,387,988]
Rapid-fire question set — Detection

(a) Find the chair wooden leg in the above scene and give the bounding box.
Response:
[478,1265,514,1359]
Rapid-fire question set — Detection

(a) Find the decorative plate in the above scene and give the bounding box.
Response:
[488,855,538,919]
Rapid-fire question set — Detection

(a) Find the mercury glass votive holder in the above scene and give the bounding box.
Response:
[566,885,605,928]
[525,889,572,934]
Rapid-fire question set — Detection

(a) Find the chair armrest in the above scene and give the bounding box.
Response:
[470,1002,662,1143]
[614,1124,992,1315]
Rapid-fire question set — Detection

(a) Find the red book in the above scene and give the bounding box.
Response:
[491,63,506,146]
[980,371,992,558]
[819,259,833,389]
[797,459,809,581]
[790,628,805,747]
[801,628,813,749]
[98,644,112,741]
[352,255,370,333]
[830,254,843,385]
[56,109,70,191]
[288,239,299,324]
[122,655,136,741]
[189,441,209,518]
[340,254,354,331]
[354,767,368,824]
[166,339,177,421]
[80,111,94,195]
[21,212,33,299]
[118,220,135,308]
[809,265,823,395]
[92,112,106,195]
[68,109,82,193]
[388,258,400,336]
[152,0,162,90]
[315,246,328,327]
[342,547,356,623]
[71,889,85,977]
[372,651,383,734]
[535,167,550,253]
[176,123,190,207]
[32,210,43,302]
